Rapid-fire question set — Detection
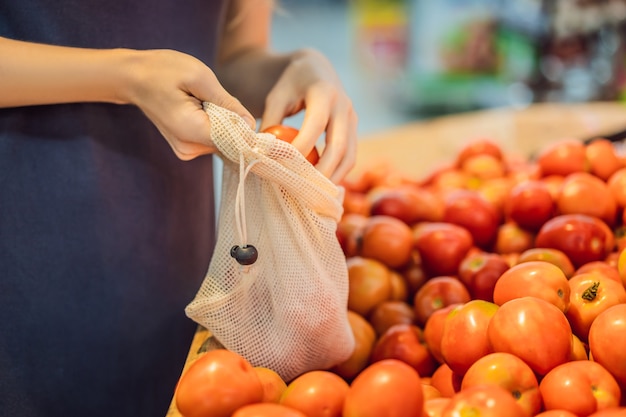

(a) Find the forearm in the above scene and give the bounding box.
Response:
[0,36,136,108]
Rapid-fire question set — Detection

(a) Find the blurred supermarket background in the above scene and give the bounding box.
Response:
[271,0,626,137]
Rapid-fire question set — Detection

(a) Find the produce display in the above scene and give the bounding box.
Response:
[173,136,626,417]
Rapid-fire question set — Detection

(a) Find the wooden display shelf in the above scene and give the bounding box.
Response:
[166,101,626,417]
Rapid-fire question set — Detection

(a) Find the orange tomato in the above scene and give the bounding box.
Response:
[346,256,392,317]
[359,215,414,269]
[231,403,307,417]
[331,310,377,381]
[262,125,320,165]
[279,370,349,417]
[175,349,263,417]
[254,367,287,403]
[368,300,416,337]
[343,359,424,417]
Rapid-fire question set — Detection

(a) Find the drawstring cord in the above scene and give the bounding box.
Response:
[231,152,260,266]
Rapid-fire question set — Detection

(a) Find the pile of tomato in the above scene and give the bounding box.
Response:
[175,137,626,417]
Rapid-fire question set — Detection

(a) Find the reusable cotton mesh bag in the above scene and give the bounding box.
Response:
[185,103,355,381]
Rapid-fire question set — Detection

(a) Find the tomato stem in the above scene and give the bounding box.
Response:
[582,282,600,301]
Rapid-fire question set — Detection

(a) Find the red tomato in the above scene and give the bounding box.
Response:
[370,323,438,378]
[336,213,368,257]
[607,167,626,209]
[441,384,527,417]
[440,300,499,375]
[430,363,463,398]
[457,251,511,302]
[423,397,452,417]
[566,272,626,341]
[493,261,571,313]
[262,125,320,165]
[534,410,580,417]
[331,310,376,381]
[175,349,264,417]
[504,179,555,231]
[368,300,416,337]
[575,260,622,284]
[535,214,615,269]
[369,186,445,225]
[232,403,307,417]
[346,256,392,317]
[455,138,504,167]
[279,370,349,417]
[539,360,622,416]
[412,222,474,278]
[589,304,626,386]
[413,276,472,326]
[342,359,424,417]
[461,352,542,417]
[487,297,573,376]
[585,138,624,181]
[516,247,576,278]
[493,221,535,255]
[443,189,501,249]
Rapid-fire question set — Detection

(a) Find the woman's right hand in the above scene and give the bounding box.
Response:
[124,49,257,160]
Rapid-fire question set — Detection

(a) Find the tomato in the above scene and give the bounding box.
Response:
[413,276,471,326]
[566,272,626,341]
[588,304,626,386]
[535,214,615,269]
[430,363,463,398]
[457,251,511,302]
[336,213,368,257]
[493,221,535,255]
[388,270,409,302]
[441,384,527,417]
[556,172,617,226]
[175,349,264,417]
[585,138,624,181]
[343,359,424,417]
[412,222,474,278]
[539,360,622,416]
[370,323,438,378]
[487,297,572,376]
[440,300,499,376]
[342,190,371,217]
[422,303,463,364]
[570,333,589,361]
[331,310,376,381]
[400,256,429,301]
[455,138,504,167]
[254,367,287,403]
[359,215,414,269]
[279,370,349,417]
[504,179,555,231]
[369,186,444,225]
[460,153,506,181]
[461,352,542,417]
[537,139,588,176]
[346,256,392,317]
[368,300,416,337]
[442,189,501,249]
[516,247,576,278]
[232,403,307,417]
[575,260,622,284]
[534,410,579,417]
[262,125,319,165]
[492,261,571,313]
[607,167,626,209]
[423,397,452,417]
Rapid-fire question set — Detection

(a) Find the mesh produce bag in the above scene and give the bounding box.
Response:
[185,103,355,381]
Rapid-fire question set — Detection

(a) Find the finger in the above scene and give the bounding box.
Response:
[290,87,333,157]
[329,111,359,183]
[259,88,302,131]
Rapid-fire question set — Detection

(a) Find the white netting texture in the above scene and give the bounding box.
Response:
[185,103,355,381]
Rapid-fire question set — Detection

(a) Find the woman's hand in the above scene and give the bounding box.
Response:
[125,49,257,160]
[259,49,358,183]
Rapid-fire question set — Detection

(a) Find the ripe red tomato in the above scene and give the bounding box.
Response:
[441,384,527,417]
[588,303,626,386]
[412,222,474,278]
[566,272,626,341]
[504,179,555,231]
[413,276,471,326]
[262,125,320,165]
[342,359,424,417]
[232,403,307,417]
[492,261,571,313]
[461,352,542,417]
[440,300,499,375]
[535,214,615,269]
[457,251,511,302]
[368,300,416,337]
[516,247,576,278]
[430,363,463,398]
[539,360,622,416]
[279,370,349,417]
[585,138,624,181]
[346,256,392,317]
[455,138,504,168]
[423,303,463,364]
[369,185,445,225]
[537,139,588,177]
[175,349,264,417]
[487,297,572,376]
[331,310,376,381]
[442,189,501,249]
[370,323,438,377]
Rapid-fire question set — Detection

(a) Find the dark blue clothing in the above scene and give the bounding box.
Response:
[0,1,226,415]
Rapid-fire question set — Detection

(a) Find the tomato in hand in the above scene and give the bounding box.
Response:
[175,349,264,417]
[262,125,320,165]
